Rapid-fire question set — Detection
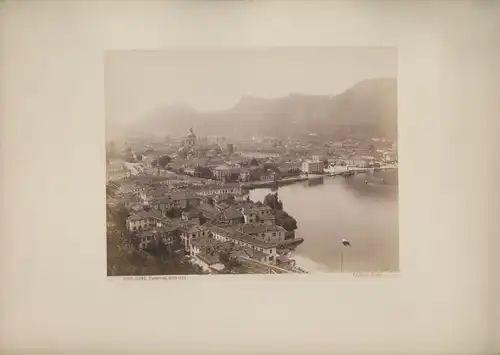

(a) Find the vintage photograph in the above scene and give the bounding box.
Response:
[105,47,398,276]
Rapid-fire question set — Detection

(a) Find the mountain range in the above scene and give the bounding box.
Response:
[123,77,397,141]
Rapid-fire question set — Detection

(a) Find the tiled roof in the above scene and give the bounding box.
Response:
[241,206,272,215]
[169,192,188,200]
[127,215,143,221]
[193,183,241,191]
[190,236,222,249]
[260,214,276,220]
[182,209,200,217]
[151,187,170,196]
[127,209,160,221]
[205,224,276,249]
[154,224,180,233]
[198,203,219,215]
[224,207,243,220]
[238,225,285,234]
[185,225,208,234]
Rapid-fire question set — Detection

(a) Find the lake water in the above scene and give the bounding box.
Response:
[249,170,399,273]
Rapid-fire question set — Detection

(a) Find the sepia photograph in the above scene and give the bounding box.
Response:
[105,47,399,276]
[3,0,497,353]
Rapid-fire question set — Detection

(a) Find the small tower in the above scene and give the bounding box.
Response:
[184,128,197,148]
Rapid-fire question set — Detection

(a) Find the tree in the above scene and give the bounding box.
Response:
[158,155,172,168]
[219,251,230,264]
[166,207,181,218]
[198,212,207,225]
[106,183,118,199]
[112,203,130,230]
[177,149,188,159]
[106,205,114,223]
[272,210,297,231]
[281,213,298,231]
[263,192,283,210]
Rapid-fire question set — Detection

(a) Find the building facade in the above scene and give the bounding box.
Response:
[301,160,324,174]
[184,128,197,148]
[205,225,277,263]
[238,225,286,243]
[212,165,239,181]
[126,210,161,232]
[195,183,242,197]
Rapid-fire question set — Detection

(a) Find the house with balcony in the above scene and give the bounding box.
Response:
[180,225,211,247]
[126,209,162,232]
[241,205,275,226]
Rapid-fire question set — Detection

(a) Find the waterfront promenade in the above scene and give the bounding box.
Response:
[242,174,323,189]
[242,165,397,190]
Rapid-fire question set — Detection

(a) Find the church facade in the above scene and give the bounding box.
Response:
[184,128,197,148]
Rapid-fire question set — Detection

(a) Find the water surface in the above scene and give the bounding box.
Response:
[249,170,399,273]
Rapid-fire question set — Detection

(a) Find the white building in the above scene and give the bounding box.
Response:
[384,152,398,163]
[180,225,211,248]
[311,155,327,162]
[212,165,238,181]
[238,225,286,243]
[195,183,242,197]
[206,225,277,263]
[278,163,301,176]
[241,206,275,226]
[301,160,324,174]
[126,210,161,232]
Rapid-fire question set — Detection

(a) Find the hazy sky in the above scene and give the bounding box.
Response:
[105,47,397,124]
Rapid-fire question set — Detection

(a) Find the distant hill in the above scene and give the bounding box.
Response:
[124,78,397,141]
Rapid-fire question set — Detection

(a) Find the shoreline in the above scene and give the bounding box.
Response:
[243,166,398,190]
[291,254,331,273]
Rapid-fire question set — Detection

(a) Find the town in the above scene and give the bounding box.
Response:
[106,128,398,275]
